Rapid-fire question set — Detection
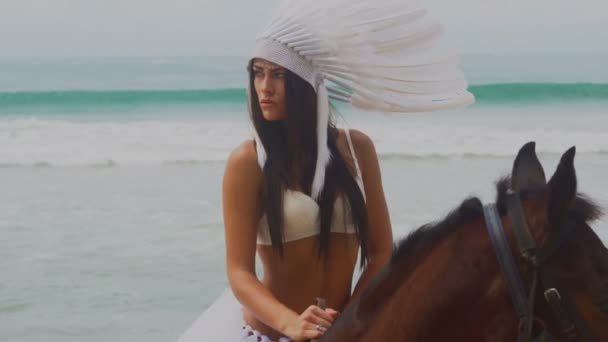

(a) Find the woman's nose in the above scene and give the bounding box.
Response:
[260,75,274,94]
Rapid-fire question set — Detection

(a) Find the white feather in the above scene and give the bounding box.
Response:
[311,83,331,200]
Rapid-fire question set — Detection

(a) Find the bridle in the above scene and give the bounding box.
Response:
[483,189,596,341]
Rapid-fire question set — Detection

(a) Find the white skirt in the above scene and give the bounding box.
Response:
[176,288,290,342]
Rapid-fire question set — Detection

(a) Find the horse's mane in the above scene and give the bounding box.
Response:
[391,176,603,266]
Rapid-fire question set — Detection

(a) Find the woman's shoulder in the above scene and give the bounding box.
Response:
[337,128,379,180]
[224,139,262,178]
[339,128,376,158]
[342,128,373,148]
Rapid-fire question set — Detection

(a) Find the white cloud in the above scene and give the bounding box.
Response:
[0,0,605,57]
[424,0,608,53]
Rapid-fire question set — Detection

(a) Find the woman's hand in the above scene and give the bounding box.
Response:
[282,305,339,341]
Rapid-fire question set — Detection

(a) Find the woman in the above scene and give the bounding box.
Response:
[176,1,473,341]
[222,57,394,341]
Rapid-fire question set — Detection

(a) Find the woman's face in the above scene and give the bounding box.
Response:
[252,59,287,121]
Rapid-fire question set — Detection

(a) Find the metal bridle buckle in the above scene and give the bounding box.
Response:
[544,288,561,302]
[544,288,577,339]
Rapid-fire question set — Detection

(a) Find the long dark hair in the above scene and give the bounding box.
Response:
[248,61,369,266]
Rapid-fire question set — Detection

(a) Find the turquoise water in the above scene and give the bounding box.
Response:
[0,54,607,341]
[1,83,608,114]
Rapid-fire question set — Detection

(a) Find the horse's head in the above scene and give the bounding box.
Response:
[321,142,606,342]
[499,142,608,340]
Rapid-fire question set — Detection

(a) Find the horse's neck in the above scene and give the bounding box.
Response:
[358,223,520,340]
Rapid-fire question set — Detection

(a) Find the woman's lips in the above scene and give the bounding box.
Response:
[260,100,275,108]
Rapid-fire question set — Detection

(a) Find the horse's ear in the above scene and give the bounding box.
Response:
[547,146,577,223]
[511,141,546,191]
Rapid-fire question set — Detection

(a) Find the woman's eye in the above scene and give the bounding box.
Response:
[274,72,285,78]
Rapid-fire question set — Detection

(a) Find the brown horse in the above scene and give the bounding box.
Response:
[321,142,607,341]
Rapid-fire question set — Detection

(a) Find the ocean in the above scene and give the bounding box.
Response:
[1,53,607,342]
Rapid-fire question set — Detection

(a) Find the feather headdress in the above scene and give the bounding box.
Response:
[249,0,475,200]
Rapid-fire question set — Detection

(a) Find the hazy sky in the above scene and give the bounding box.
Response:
[0,0,606,57]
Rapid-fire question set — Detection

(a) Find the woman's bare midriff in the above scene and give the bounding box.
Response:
[243,234,360,340]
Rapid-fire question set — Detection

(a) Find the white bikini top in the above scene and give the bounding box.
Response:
[257,129,365,245]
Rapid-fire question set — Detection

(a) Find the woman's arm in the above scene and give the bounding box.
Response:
[223,141,296,331]
[222,141,335,340]
[347,130,394,304]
